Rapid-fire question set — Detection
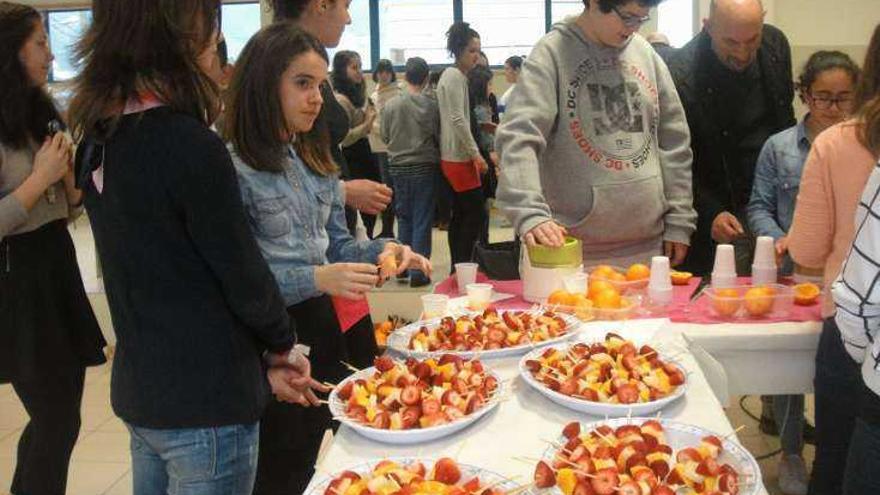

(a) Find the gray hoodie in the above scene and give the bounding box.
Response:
[495,19,696,264]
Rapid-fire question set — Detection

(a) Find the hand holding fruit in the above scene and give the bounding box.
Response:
[525,220,567,248]
[315,262,379,299]
[378,242,432,283]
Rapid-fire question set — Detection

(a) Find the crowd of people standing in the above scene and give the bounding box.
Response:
[1,0,880,494]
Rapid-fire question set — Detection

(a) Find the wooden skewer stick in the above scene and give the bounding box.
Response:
[722,425,747,440]
[322,381,337,389]
[340,360,361,373]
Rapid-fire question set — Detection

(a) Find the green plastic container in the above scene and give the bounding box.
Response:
[527,236,583,268]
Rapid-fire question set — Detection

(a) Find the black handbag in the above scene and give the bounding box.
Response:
[473,240,520,281]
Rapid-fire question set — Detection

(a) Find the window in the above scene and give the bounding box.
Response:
[463,0,544,64]
[327,0,372,68]
[379,0,455,66]
[551,0,585,24]
[222,2,261,63]
[657,0,695,47]
[47,10,91,82]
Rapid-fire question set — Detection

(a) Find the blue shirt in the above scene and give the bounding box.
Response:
[231,145,388,306]
[747,119,811,273]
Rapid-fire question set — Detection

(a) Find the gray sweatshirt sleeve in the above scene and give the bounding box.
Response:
[494,43,559,237]
[438,75,480,160]
[0,194,28,241]
[654,54,697,245]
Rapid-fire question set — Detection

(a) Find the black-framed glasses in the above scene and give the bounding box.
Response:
[611,5,651,28]
[809,94,854,111]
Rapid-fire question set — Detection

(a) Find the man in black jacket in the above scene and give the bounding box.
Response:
[665,0,795,276]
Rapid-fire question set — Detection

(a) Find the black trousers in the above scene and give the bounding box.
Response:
[11,366,85,495]
[809,318,864,495]
[253,295,377,495]
[448,187,486,270]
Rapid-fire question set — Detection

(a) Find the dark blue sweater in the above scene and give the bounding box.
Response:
[79,107,294,428]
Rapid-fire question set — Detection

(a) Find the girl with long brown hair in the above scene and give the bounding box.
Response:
[224,22,430,495]
[788,23,880,495]
[0,3,106,493]
[69,1,320,492]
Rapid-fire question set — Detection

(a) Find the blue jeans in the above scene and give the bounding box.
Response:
[391,171,435,282]
[809,318,863,495]
[772,394,805,455]
[127,423,259,495]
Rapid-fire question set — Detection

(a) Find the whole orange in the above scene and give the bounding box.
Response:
[711,288,742,317]
[744,287,775,316]
[626,264,651,281]
[593,288,622,309]
[589,280,616,299]
[591,265,617,280]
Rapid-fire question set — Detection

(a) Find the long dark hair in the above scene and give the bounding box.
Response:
[270,0,317,21]
[330,50,365,108]
[225,22,335,176]
[856,23,880,156]
[468,65,493,108]
[0,2,61,149]
[68,0,222,140]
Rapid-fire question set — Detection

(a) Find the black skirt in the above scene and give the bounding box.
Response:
[0,219,107,382]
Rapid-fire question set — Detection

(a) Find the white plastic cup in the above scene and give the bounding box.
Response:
[455,262,479,294]
[563,272,589,295]
[421,294,449,319]
[712,244,737,288]
[648,256,673,306]
[752,236,777,285]
[466,283,493,311]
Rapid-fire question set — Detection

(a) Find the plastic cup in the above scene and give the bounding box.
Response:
[455,263,479,294]
[648,256,673,307]
[712,244,737,288]
[752,236,777,285]
[563,272,589,294]
[421,294,449,319]
[466,283,493,311]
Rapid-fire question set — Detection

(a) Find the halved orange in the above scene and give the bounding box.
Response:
[548,289,577,307]
[670,271,693,286]
[794,283,820,306]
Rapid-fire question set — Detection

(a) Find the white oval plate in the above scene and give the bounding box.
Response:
[386,310,583,360]
[330,365,505,445]
[306,457,521,495]
[536,417,761,495]
[518,343,687,417]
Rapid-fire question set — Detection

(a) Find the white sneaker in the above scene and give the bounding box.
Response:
[778,454,808,495]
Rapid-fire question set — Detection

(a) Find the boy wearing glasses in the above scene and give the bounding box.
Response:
[496,0,696,268]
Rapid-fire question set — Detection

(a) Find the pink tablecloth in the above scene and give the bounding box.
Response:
[435,273,824,324]
[434,272,703,319]
[667,276,823,324]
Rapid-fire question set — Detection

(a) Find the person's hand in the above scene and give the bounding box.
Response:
[664,241,689,267]
[364,105,377,125]
[474,155,489,174]
[775,236,789,265]
[524,220,567,248]
[32,132,71,188]
[711,212,745,243]
[344,179,392,215]
[315,263,379,299]
[378,242,432,283]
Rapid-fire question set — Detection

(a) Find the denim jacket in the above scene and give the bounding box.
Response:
[231,144,388,306]
[747,119,811,274]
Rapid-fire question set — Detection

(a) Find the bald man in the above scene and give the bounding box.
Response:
[665,0,795,276]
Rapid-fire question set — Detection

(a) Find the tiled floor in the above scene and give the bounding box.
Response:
[0,214,815,495]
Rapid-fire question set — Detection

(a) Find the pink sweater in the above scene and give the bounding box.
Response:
[789,122,877,317]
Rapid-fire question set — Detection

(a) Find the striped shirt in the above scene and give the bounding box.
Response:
[833,159,880,397]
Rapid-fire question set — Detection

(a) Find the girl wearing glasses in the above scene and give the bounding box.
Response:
[746,50,859,495]
[495,0,697,268]
[787,34,880,495]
